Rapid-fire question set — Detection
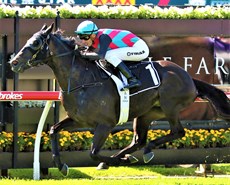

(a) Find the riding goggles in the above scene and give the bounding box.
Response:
[78,34,91,40]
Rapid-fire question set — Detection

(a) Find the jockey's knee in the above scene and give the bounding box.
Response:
[105,55,121,67]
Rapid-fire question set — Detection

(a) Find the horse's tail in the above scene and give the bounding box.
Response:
[193,78,230,121]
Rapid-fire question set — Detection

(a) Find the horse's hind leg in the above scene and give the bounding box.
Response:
[97,116,151,170]
[91,122,143,167]
[90,123,120,165]
[143,71,195,163]
[50,117,76,176]
[112,117,150,158]
[143,112,185,163]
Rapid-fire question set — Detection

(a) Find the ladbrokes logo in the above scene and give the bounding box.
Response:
[0,92,23,100]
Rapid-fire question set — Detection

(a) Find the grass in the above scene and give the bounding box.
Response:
[0,164,230,185]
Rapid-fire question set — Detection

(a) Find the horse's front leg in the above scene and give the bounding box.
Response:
[50,117,76,176]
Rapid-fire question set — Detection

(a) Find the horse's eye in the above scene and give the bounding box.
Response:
[29,39,42,50]
[33,40,40,47]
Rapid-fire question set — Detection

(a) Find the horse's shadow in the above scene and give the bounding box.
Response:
[44,168,92,180]
[8,168,92,180]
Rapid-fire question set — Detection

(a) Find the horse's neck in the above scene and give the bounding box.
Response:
[48,35,102,91]
[48,37,77,90]
[48,58,72,91]
[48,53,99,92]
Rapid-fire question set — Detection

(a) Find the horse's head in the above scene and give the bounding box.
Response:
[10,23,54,73]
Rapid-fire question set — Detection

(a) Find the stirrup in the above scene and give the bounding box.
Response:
[121,78,141,91]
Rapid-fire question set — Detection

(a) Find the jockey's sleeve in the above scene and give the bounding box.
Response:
[98,34,112,59]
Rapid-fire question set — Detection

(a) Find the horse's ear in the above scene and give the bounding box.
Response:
[45,22,54,35]
[41,24,47,31]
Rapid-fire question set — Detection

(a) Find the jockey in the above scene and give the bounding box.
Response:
[75,20,149,90]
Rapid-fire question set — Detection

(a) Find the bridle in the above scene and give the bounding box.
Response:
[26,33,74,67]
[26,34,50,67]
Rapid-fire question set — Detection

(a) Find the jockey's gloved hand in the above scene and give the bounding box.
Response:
[80,51,101,61]
[79,46,88,51]
[75,44,88,51]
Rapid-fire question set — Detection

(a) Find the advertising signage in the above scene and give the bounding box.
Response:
[0,0,189,6]
[0,0,90,5]
[0,0,229,5]
[1,0,229,5]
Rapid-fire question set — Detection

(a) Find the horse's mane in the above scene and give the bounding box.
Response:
[52,29,75,50]
[51,29,95,62]
[53,29,87,51]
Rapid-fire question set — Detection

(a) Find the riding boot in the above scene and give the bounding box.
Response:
[117,62,141,90]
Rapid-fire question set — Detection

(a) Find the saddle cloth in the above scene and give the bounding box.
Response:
[125,61,161,96]
[98,60,161,95]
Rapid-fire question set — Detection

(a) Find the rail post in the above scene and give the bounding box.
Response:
[0,35,7,130]
[12,10,19,168]
[33,100,53,180]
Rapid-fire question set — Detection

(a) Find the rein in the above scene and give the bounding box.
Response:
[67,53,75,94]
[51,49,103,94]
[27,50,74,66]
[62,82,103,94]
[65,52,104,94]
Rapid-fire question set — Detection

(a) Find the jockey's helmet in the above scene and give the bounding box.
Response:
[75,20,98,35]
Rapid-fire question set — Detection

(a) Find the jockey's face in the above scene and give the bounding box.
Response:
[79,34,96,47]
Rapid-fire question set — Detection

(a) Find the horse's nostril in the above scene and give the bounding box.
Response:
[12,60,18,65]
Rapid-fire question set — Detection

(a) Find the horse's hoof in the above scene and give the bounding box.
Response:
[143,152,155,163]
[97,162,109,170]
[125,154,139,164]
[60,163,69,176]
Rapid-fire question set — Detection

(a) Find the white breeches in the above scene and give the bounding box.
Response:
[104,39,149,67]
